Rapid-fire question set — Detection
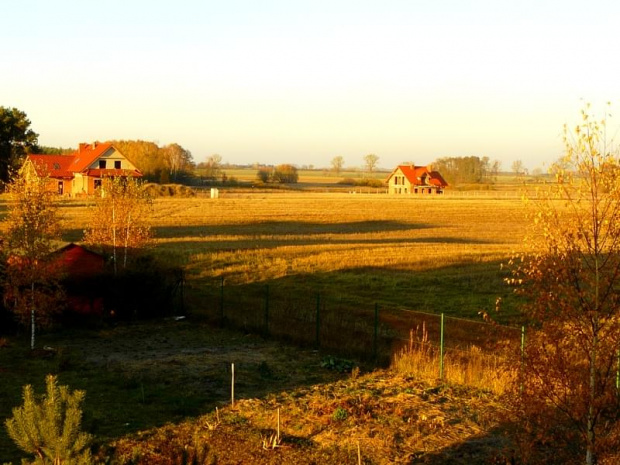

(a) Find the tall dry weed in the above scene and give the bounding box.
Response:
[392,324,515,395]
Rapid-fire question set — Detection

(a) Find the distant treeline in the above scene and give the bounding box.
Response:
[432,156,501,185]
[108,140,194,183]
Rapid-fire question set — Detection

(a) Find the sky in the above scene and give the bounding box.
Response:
[2,0,619,170]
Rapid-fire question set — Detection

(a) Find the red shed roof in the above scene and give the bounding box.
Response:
[50,243,105,277]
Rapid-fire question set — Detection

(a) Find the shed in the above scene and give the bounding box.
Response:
[51,243,106,316]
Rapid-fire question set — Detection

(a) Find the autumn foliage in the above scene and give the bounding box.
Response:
[2,162,64,347]
[83,176,152,274]
[507,105,620,464]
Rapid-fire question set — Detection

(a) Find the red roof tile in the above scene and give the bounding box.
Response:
[27,154,75,178]
[67,142,114,172]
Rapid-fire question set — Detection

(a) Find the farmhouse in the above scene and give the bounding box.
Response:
[386,164,448,194]
[24,142,141,196]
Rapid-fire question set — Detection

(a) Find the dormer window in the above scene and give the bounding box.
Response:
[114,160,121,169]
[99,160,106,169]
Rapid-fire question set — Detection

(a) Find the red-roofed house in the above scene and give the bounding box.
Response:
[24,142,142,196]
[386,164,448,194]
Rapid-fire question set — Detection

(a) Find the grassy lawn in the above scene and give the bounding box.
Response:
[0,321,348,463]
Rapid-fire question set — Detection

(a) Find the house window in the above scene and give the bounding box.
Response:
[114,160,121,169]
[99,160,106,169]
[94,179,102,190]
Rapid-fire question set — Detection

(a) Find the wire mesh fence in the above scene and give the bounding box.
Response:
[193,278,523,377]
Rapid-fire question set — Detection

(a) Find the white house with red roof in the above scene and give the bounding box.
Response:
[25,142,142,196]
[386,164,448,194]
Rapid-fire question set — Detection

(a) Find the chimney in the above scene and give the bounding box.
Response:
[92,141,97,148]
[79,143,87,153]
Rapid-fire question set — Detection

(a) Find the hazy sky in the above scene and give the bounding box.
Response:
[2,0,619,170]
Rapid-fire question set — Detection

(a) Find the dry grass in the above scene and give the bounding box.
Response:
[391,325,517,396]
[107,369,510,464]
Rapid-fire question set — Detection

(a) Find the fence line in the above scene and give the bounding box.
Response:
[198,279,522,373]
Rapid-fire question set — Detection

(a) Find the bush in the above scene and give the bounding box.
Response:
[142,183,195,197]
[256,167,271,183]
[337,178,385,188]
[272,164,298,183]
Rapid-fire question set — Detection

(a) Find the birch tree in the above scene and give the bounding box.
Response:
[2,162,63,349]
[83,177,152,274]
[507,104,620,464]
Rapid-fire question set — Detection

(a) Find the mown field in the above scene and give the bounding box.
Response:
[151,193,527,319]
[0,191,531,463]
[55,192,530,327]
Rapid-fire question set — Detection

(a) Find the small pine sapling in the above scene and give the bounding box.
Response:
[5,375,93,464]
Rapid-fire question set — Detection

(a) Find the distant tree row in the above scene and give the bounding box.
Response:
[256,164,299,183]
[432,156,501,185]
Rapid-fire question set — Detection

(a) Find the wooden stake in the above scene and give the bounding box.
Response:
[231,363,235,407]
[277,408,280,441]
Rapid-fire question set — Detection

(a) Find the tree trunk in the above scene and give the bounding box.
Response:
[30,282,35,350]
[123,211,131,269]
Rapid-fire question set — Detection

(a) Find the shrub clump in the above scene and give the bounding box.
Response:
[143,183,196,197]
[337,178,385,188]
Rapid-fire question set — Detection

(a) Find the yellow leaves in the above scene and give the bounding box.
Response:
[83,177,153,269]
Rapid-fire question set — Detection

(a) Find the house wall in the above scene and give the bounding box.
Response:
[388,168,411,194]
[72,173,88,196]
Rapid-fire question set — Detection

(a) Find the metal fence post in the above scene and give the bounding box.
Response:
[373,303,379,360]
[264,284,269,336]
[220,276,225,326]
[315,293,321,348]
[439,313,445,380]
[521,326,526,364]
